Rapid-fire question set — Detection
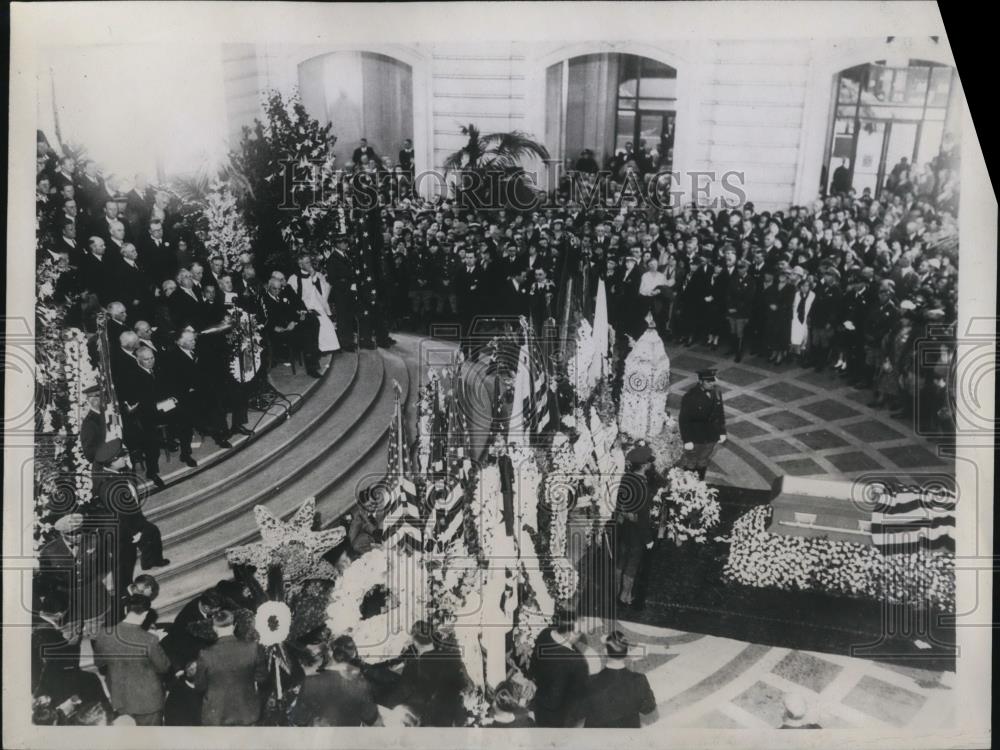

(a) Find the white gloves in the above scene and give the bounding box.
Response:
[684,442,694,451]
[718,435,727,444]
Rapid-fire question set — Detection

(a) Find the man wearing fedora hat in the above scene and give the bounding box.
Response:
[578,630,656,728]
[679,369,727,481]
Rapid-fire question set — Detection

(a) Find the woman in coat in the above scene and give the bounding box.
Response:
[789,276,816,363]
[764,270,796,364]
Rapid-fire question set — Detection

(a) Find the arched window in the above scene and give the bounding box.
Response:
[546,53,677,173]
[298,51,414,168]
[824,59,957,197]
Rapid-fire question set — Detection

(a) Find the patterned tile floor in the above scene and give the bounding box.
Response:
[666,344,955,490]
[598,620,955,730]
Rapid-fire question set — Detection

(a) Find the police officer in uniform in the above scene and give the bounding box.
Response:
[678,368,727,480]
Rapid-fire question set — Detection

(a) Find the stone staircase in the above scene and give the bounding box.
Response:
[150,339,425,620]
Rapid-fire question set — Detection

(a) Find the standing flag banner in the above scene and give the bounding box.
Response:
[382,380,423,556]
[510,318,552,446]
[588,278,610,390]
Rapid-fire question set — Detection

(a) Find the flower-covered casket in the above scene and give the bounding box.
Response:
[725,475,957,611]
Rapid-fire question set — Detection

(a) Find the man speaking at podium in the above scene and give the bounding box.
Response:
[678,368,727,480]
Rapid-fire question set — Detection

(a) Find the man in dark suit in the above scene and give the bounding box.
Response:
[79,236,113,303]
[194,610,268,726]
[530,610,589,727]
[352,138,379,167]
[91,438,169,596]
[75,160,109,222]
[678,368,727,480]
[51,155,76,193]
[113,243,154,322]
[455,249,482,356]
[53,218,83,266]
[138,219,175,284]
[124,175,155,238]
[92,197,128,246]
[169,269,204,331]
[398,138,415,178]
[101,219,128,263]
[579,631,655,727]
[618,254,644,341]
[161,590,224,671]
[93,593,172,725]
[260,274,322,377]
[387,620,468,727]
[130,345,197,470]
[31,589,82,702]
[325,234,359,351]
[165,329,232,449]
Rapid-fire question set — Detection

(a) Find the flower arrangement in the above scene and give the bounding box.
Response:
[203,181,253,270]
[226,308,264,383]
[255,600,292,647]
[565,318,596,402]
[657,468,721,545]
[551,558,579,603]
[724,505,956,612]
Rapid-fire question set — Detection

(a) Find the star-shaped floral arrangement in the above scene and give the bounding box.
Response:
[226,497,346,592]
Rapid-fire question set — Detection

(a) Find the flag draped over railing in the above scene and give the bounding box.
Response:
[381,381,423,555]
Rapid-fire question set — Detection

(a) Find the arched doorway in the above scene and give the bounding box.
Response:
[545,53,677,173]
[298,51,414,168]
[823,59,958,197]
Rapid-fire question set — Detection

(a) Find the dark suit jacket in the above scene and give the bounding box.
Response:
[169,288,204,331]
[93,620,171,715]
[79,409,106,463]
[138,235,176,283]
[164,345,203,410]
[79,253,113,303]
[530,629,589,727]
[390,644,468,727]
[113,258,154,316]
[32,614,82,697]
[260,288,307,334]
[194,635,267,726]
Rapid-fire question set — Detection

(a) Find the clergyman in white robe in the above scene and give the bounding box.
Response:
[289,272,341,353]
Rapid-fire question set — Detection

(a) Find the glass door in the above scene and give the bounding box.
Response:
[851,119,886,196]
[882,120,919,192]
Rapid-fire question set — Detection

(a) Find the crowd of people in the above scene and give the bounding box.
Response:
[32,125,960,727]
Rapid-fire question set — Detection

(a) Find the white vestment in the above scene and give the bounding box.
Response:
[290,273,340,352]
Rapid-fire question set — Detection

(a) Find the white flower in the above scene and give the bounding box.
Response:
[255,601,292,646]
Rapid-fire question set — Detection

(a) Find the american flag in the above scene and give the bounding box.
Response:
[381,381,423,555]
[510,324,553,446]
[870,483,956,555]
[425,369,474,554]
